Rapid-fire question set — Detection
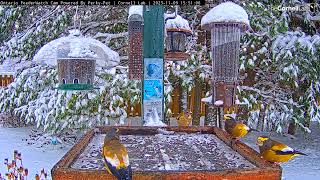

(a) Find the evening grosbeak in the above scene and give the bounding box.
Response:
[224,114,257,140]
[102,128,132,180]
[176,111,192,126]
[257,136,307,164]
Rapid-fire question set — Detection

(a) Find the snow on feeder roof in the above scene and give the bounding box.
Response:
[164,15,191,61]
[201,1,249,30]
[33,29,120,68]
[165,15,191,34]
[201,2,250,108]
[128,5,143,21]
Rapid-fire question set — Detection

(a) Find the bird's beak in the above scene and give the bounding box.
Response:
[295,150,307,156]
[249,128,259,132]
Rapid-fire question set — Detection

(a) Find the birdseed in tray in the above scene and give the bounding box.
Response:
[71,132,256,171]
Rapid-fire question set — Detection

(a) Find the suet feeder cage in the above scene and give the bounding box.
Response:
[165,15,192,61]
[201,2,249,108]
[128,6,143,80]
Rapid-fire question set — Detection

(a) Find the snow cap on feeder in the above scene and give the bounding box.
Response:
[128,5,143,80]
[33,30,120,68]
[165,15,192,61]
[201,2,250,108]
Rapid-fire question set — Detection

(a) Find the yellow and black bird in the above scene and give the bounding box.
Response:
[176,111,192,126]
[257,136,307,164]
[224,114,256,140]
[102,128,132,180]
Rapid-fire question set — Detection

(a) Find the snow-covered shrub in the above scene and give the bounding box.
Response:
[0,64,141,134]
[238,1,320,133]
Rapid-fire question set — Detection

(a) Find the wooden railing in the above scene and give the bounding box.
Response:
[127,83,209,117]
[0,75,14,87]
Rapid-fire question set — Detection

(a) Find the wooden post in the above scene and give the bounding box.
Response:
[192,72,201,126]
[142,6,165,124]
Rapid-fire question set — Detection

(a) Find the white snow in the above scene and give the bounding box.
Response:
[235,99,247,105]
[272,31,320,57]
[224,113,237,119]
[0,59,14,75]
[201,96,212,104]
[0,127,71,179]
[0,59,31,75]
[214,100,224,106]
[33,29,120,68]
[128,5,143,19]
[242,122,320,180]
[144,107,167,127]
[201,2,250,27]
[1,121,320,179]
[165,15,191,31]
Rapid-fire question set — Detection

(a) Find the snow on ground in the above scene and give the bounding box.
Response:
[0,126,71,179]
[201,1,250,27]
[242,122,320,180]
[1,121,320,179]
[144,108,167,126]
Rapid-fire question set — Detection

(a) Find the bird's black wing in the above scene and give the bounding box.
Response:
[104,157,132,180]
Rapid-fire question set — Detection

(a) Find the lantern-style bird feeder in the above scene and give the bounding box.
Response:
[33,29,120,91]
[165,15,192,61]
[201,2,249,108]
[128,5,143,80]
[57,41,96,90]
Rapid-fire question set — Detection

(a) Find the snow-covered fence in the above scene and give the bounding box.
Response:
[0,75,14,87]
[126,84,208,118]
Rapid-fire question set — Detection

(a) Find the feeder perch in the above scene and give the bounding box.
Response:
[165,15,192,61]
[128,6,143,80]
[201,2,250,108]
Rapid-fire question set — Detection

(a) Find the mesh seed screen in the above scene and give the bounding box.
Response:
[210,23,244,107]
[128,14,143,80]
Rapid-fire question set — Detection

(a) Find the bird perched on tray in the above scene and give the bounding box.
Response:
[176,111,192,126]
[102,128,132,180]
[257,136,307,164]
[224,114,256,140]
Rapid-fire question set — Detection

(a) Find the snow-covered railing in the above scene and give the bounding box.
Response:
[0,74,14,87]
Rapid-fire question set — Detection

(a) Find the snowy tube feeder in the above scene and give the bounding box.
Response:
[201,2,250,108]
[165,15,192,61]
[52,126,282,180]
[128,5,143,80]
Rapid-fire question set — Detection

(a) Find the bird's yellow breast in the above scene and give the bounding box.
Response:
[261,150,296,163]
[103,140,129,169]
[231,124,248,138]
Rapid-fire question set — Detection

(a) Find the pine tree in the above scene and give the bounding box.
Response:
[238,0,320,133]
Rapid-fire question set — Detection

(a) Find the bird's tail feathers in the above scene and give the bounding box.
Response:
[118,166,132,180]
